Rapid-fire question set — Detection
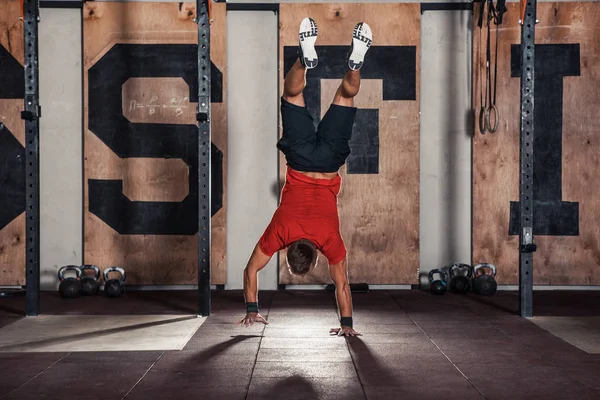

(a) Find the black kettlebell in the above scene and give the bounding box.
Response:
[473,263,497,296]
[428,269,448,295]
[80,265,100,296]
[58,265,82,299]
[103,267,126,298]
[449,263,473,294]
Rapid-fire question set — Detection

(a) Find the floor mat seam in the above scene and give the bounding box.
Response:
[387,291,489,400]
[0,352,71,400]
[244,292,273,400]
[121,351,165,400]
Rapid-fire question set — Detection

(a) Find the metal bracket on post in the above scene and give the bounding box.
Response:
[521,227,537,253]
[21,96,41,121]
[196,0,211,317]
[518,0,537,318]
[22,0,42,316]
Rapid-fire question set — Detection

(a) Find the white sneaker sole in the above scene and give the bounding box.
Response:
[299,17,318,69]
[348,22,373,71]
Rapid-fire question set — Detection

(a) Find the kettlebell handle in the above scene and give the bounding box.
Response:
[474,263,496,277]
[58,265,82,281]
[450,263,473,278]
[103,267,126,282]
[428,268,448,283]
[81,265,100,279]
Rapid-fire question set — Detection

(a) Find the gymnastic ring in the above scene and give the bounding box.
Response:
[486,104,499,133]
[478,106,487,134]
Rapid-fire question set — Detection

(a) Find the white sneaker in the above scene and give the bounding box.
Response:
[298,17,318,69]
[348,22,373,71]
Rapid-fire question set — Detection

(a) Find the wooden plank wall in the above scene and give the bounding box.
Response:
[473,2,600,285]
[0,0,25,285]
[279,4,421,285]
[83,1,227,285]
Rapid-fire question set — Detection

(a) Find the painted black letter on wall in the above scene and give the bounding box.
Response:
[509,44,580,236]
[284,46,416,174]
[88,44,223,235]
[0,44,25,230]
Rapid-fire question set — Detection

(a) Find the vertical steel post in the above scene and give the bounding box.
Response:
[518,0,537,317]
[23,0,41,316]
[196,0,211,317]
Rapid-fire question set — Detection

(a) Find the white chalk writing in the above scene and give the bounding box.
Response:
[129,96,190,116]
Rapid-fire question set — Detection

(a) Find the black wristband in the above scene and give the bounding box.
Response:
[340,317,353,328]
[246,302,259,313]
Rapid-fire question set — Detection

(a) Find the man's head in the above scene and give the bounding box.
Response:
[286,239,318,276]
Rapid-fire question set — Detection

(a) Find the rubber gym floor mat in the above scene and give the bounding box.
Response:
[0,315,205,352]
[530,316,600,354]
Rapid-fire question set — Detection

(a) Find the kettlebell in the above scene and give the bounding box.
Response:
[473,263,498,296]
[428,269,448,295]
[103,267,126,298]
[80,265,100,296]
[449,263,473,294]
[58,265,83,299]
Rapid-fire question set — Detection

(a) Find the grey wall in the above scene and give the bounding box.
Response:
[419,10,473,282]
[226,11,279,290]
[39,8,83,290]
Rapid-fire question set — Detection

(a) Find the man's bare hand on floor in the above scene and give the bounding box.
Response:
[238,312,269,327]
[330,327,362,337]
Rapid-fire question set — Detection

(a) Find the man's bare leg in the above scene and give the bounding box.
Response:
[284,17,318,107]
[332,69,361,108]
[283,59,307,107]
[331,21,372,108]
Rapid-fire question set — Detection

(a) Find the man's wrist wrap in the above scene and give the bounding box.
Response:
[340,316,353,328]
[246,302,259,313]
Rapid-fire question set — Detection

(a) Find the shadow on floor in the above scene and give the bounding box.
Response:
[134,291,198,314]
[259,376,320,399]
[182,334,262,359]
[0,303,24,316]
[347,337,401,387]
[0,290,242,317]
[462,290,600,317]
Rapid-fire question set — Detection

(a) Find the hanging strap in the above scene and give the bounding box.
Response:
[492,17,499,107]
[477,0,486,27]
[487,0,502,133]
[478,0,506,134]
[477,0,487,134]
[496,0,507,24]
[486,5,492,110]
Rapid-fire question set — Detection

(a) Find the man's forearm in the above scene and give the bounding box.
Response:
[330,258,353,321]
[243,267,258,304]
[335,281,353,318]
[242,244,272,309]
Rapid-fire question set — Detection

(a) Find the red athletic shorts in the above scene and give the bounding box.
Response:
[258,167,346,264]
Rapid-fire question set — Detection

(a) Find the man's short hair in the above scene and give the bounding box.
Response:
[286,239,318,276]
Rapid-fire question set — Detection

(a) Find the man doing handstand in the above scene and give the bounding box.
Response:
[239,18,373,337]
